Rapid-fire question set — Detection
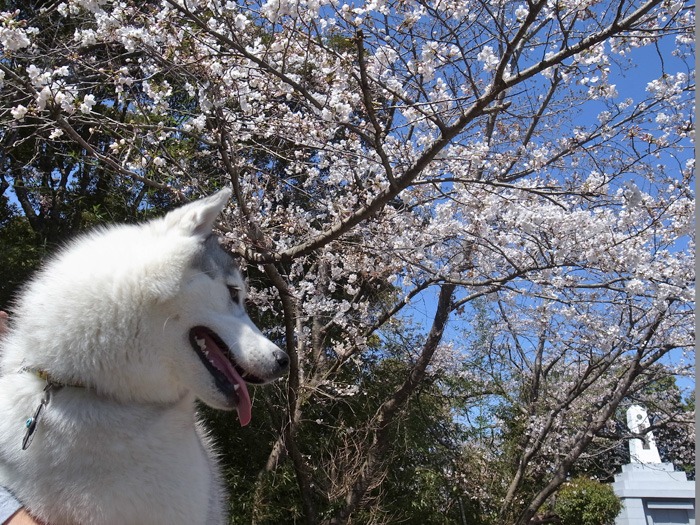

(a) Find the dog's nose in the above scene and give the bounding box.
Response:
[274,349,290,372]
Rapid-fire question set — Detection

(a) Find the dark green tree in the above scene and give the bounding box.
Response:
[553,477,622,525]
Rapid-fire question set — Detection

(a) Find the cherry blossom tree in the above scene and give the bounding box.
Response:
[0,0,694,522]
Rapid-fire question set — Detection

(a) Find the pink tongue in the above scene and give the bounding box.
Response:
[201,333,252,426]
[223,360,252,427]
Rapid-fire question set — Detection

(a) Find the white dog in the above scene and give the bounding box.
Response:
[0,189,288,524]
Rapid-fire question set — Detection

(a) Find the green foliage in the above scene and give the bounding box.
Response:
[198,384,303,525]
[554,477,622,525]
[0,201,45,309]
[199,332,474,524]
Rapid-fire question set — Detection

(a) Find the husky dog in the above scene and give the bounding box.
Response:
[0,189,289,524]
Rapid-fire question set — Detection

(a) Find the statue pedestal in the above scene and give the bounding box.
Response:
[612,463,695,525]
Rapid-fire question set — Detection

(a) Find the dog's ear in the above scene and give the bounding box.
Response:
[163,188,232,239]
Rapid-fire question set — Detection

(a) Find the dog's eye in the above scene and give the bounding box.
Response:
[227,285,241,304]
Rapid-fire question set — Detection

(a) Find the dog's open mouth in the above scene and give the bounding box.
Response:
[189,326,264,426]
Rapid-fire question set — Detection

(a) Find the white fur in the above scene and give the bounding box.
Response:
[0,189,285,524]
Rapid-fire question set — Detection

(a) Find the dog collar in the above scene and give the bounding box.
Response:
[20,368,84,450]
[22,367,85,389]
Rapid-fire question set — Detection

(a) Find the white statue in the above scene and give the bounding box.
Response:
[626,405,662,464]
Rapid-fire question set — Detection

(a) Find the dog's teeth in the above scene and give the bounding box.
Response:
[195,337,207,351]
[233,384,240,392]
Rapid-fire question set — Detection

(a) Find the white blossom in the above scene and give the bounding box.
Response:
[10,104,27,119]
[477,45,500,71]
[79,94,96,113]
[27,65,50,87]
[0,11,35,51]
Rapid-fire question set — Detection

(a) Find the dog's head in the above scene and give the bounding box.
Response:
[6,189,288,426]
[149,189,289,424]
